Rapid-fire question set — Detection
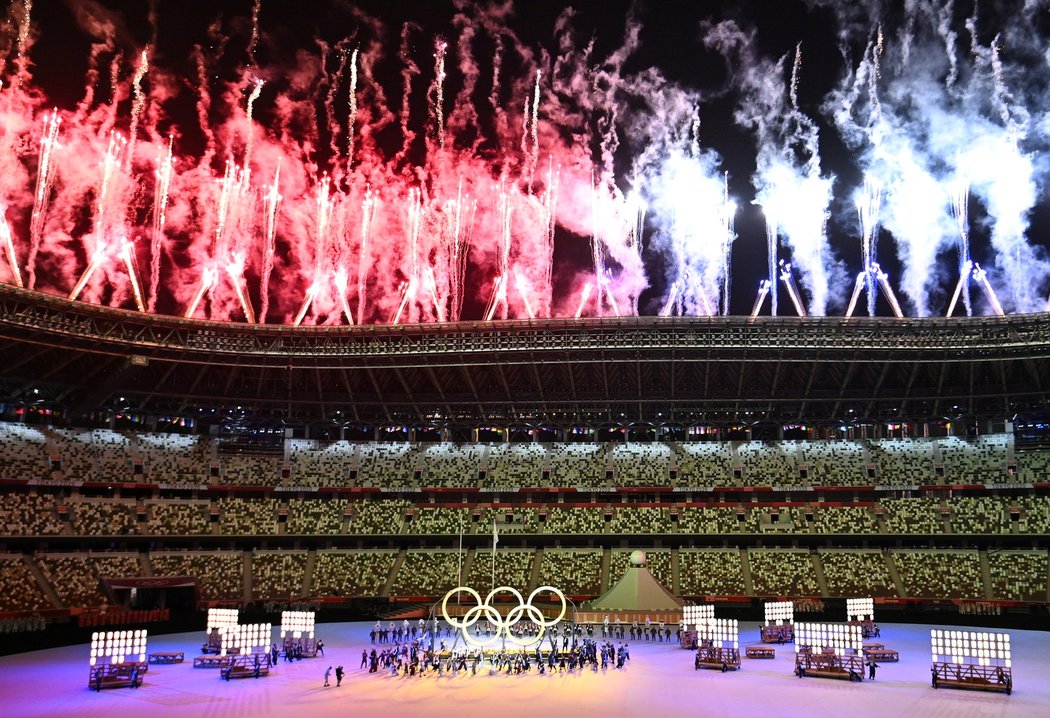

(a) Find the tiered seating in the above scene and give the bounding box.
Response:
[547,443,606,487]
[46,428,96,480]
[938,435,1008,484]
[36,553,141,607]
[358,443,419,487]
[674,443,733,486]
[216,498,278,534]
[893,550,983,599]
[311,550,396,597]
[286,499,345,534]
[542,506,605,534]
[287,439,356,486]
[486,443,544,486]
[736,441,797,485]
[987,551,1048,602]
[1016,446,1050,484]
[138,433,210,484]
[70,500,138,535]
[0,423,48,481]
[149,551,243,600]
[608,550,673,591]
[798,440,867,485]
[145,501,210,535]
[250,552,307,599]
[948,497,1010,534]
[677,506,754,534]
[407,506,471,535]
[678,550,744,596]
[1017,496,1050,533]
[484,506,539,535]
[538,550,602,595]
[608,506,667,534]
[819,550,897,597]
[748,550,820,596]
[880,497,943,533]
[868,438,933,484]
[349,500,408,534]
[0,555,51,611]
[88,430,134,481]
[465,549,534,589]
[809,506,879,534]
[220,455,281,485]
[0,493,63,535]
[388,550,462,597]
[609,443,671,485]
[420,443,482,487]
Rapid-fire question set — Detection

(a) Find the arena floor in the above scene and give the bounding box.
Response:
[2,621,1046,718]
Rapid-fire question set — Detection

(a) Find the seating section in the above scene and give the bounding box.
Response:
[880,497,943,534]
[868,438,933,484]
[220,455,281,486]
[987,551,1047,602]
[547,444,606,487]
[748,549,820,596]
[350,500,408,534]
[358,444,419,487]
[145,501,210,535]
[286,499,345,534]
[677,506,755,534]
[543,507,605,534]
[420,443,483,487]
[737,441,797,485]
[809,505,879,534]
[0,555,51,611]
[678,550,745,596]
[70,500,138,535]
[36,553,141,607]
[0,493,63,535]
[138,433,210,484]
[466,549,535,589]
[675,443,734,486]
[819,550,897,597]
[251,552,307,600]
[288,439,357,486]
[609,443,671,485]
[538,550,602,595]
[893,550,983,599]
[311,550,395,597]
[407,506,471,536]
[0,424,49,480]
[609,507,668,534]
[216,498,278,534]
[938,435,1008,484]
[388,551,462,597]
[486,443,544,486]
[149,551,243,600]
[948,497,1010,534]
[798,440,867,485]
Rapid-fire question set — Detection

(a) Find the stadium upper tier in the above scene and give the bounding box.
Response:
[1,424,1046,489]
[1,285,1050,424]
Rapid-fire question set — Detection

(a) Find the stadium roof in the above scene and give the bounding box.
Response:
[1,284,1049,428]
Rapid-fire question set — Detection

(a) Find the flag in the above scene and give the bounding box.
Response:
[492,517,499,550]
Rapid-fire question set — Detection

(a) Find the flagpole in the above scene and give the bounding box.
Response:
[491,516,498,593]
[457,513,464,605]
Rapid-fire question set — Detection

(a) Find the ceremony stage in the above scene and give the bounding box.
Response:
[1,621,1045,718]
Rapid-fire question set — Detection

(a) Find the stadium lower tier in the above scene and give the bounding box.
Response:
[3,491,1049,538]
[1,546,1047,612]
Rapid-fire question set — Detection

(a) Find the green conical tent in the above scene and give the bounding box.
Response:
[586,554,683,612]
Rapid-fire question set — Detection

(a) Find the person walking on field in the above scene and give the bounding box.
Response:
[324,666,332,687]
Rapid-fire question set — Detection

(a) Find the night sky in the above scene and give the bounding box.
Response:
[5,0,1050,322]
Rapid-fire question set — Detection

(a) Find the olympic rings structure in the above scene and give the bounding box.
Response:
[440,585,568,649]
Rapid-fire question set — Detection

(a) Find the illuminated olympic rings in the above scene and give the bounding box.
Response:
[440,585,568,648]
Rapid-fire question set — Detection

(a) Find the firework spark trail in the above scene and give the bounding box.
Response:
[0,205,22,287]
[431,39,448,152]
[148,136,173,313]
[244,78,264,169]
[26,108,60,289]
[356,189,377,325]
[763,209,778,316]
[948,180,971,317]
[395,23,421,166]
[248,0,261,67]
[13,0,32,88]
[346,48,359,167]
[856,175,881,317]
[259,161,281,324]
[126,48,149,168]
